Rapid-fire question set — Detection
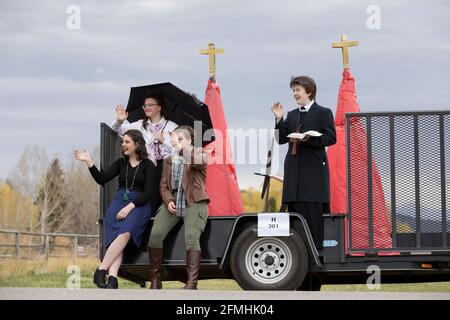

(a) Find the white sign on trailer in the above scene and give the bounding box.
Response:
[257,213,290,237]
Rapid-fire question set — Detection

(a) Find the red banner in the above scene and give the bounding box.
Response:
[204,79,244,216]
[328,69,395,254]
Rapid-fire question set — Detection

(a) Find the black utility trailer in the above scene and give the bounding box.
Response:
[98,110,450,290]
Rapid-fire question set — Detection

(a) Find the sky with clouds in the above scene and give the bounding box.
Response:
[1,0,449,189]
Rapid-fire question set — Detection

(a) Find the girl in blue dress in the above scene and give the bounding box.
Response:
[75,129,156,289]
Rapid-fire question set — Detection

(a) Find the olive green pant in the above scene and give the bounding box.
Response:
[149,200,208,251]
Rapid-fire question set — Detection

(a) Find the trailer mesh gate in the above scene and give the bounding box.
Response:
[346,111,450,253]
[99,123,122,258]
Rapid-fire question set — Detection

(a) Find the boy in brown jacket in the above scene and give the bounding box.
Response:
[148,125,209,290]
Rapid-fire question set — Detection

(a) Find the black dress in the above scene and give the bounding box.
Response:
[275,102,337,249]
[89,158,157,247]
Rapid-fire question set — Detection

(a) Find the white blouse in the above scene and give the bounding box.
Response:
[111,117,178,164]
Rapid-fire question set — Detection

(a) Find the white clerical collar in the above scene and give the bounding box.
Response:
[299,100,314,112]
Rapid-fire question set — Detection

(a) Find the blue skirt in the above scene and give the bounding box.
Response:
[103,189,152,248]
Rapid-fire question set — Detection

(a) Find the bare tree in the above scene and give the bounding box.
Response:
[5,145,101,235]
[8,146,49,198]
[58,145,100,234]
[8,146,49,231]
[64,161,100,234]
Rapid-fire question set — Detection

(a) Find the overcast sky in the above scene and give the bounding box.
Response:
[1,0,449,189]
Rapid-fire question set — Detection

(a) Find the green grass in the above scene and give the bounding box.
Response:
[0,257,241,290]
[321,283,450,292]
[0,257,449,291]
[0,271,242,290]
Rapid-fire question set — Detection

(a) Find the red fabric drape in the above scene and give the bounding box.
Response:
[327,69,395,254]
[328,69,360,214]
[204,79,244,216]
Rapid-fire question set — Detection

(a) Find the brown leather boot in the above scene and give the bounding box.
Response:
[183,250,201,290]
[148,247,163,289]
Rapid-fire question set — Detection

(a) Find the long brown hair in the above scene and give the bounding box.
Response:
[142,92,167,131]
[122,130,148,160]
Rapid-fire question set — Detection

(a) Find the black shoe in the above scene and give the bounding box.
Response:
[93,268,107,288]
[106,276,118,289]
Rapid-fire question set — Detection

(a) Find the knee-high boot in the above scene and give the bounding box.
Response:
[183,250,201,290]
[148,247,163,289]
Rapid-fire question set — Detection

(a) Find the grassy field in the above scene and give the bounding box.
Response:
[0,257,449,292]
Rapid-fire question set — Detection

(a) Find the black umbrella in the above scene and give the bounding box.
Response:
[125,82,215,146]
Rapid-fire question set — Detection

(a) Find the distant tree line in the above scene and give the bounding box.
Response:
[0,146,100,235]
[0,146,283,234]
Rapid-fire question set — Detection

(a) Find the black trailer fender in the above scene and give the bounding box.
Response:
[219,213,322,271]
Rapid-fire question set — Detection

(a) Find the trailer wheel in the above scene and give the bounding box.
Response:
[230,225,308,290]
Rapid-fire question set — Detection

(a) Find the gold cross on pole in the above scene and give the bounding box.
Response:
[332,35,359,69]
[199,43,224,76]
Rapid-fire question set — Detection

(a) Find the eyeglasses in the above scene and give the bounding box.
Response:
[142,103,159,110]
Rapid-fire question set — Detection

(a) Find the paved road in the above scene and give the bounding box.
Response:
[1,288,449,300]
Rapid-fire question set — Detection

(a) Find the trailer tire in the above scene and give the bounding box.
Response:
[230,224,308,290]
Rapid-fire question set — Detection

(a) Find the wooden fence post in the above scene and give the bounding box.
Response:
[44,234,49,261]
[15,232,20,258]
[0,230,99,259]
[73,236,78,258]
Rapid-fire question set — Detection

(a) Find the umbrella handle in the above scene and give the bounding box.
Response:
[161,120,169,132]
